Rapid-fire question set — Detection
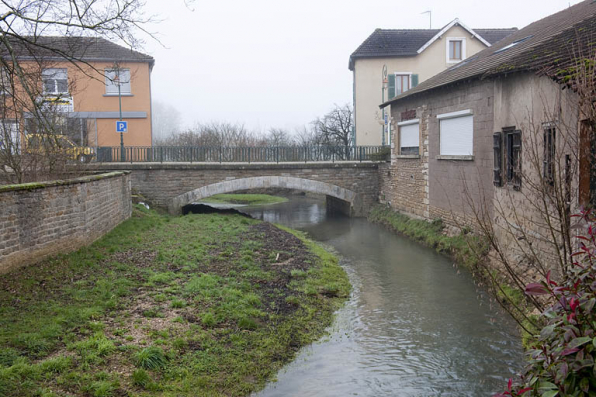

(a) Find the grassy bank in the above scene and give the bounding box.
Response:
[0,206,350,396]
[199,194,288,206]
[368,205,487,269]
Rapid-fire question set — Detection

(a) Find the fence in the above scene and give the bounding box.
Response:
[95,145,390,163]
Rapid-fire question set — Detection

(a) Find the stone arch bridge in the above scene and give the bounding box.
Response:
[91,163,381,217]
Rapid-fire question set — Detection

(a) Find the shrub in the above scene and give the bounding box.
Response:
[132,369,151,388]
[495,209,596,396]
[134,346,167,370]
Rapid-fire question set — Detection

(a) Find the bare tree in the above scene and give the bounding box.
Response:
[0,0,155,183]
[265,127,294,146]
[311,104,353,147]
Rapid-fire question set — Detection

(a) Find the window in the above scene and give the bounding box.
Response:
[493,36,534,55]
[395,74,410,96]
[506,129,522,190]
[543,125,556,187]
[493,128,522,190]
[0,68,11,95]
[388,73,418,99]
[493,132,503,187]
[398,119,419,155]
[438,110,473,156]
[0,120,19,153]
[447,38,466,63]
[105,68,131,95]
[42,69,68,95]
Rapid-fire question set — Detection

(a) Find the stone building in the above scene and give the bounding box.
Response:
[379,0,596,276]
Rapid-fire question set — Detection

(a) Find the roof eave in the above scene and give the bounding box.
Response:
[417,18,491,55]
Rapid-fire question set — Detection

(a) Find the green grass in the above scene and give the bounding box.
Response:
[199,193,288,206]
[368,205,488,269]
[0,205,349,396]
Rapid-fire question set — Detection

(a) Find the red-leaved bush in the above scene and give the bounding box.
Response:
[495,209,596,397]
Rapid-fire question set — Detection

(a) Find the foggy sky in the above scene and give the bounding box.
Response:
[141,0,584,133]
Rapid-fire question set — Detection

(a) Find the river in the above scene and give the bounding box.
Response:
[199,195,523,396]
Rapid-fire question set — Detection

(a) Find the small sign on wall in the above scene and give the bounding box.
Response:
[116,121,128,133]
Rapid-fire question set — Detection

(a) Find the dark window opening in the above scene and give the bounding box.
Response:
[495,128,522,190]
[493,132,502,187]
[543,126,556,187]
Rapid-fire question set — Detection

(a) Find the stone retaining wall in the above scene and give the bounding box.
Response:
[0,172,132,274]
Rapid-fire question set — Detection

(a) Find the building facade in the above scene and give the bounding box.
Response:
[349,20,516,146]
[1,36,154,150]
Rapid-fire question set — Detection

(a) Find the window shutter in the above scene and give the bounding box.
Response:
[400,123,420,154]
[411,74,419,88]
[512,130,522,190]
[439,115,474,156]
[388,74,395,99]
[493,132,502,187]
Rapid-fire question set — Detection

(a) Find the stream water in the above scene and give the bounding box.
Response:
[200,196,523,396]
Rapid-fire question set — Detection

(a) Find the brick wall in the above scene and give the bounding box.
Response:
[0,172,132,274]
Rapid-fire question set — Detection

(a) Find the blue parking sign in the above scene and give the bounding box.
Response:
[116,121,128,133]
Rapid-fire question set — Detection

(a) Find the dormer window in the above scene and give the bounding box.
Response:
[42,68,68,95]
[447,38,466,63]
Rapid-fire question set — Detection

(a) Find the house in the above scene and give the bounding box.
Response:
[349,20,517,146]
[0,36,154,150]
[379,0,596,275]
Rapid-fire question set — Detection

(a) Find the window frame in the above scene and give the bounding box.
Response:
[397,118,420,156]
[446,38,466,63]
[394,73,412,97]
[437,109,474,158]
[543,124,556,188]
[104,68,132,95]
[42,68,69,95]
[496,127,522,191]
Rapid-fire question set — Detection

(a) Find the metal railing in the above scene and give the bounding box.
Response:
[95,145,390,163]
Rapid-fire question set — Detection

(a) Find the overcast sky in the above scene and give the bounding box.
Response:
[141,0,584,133]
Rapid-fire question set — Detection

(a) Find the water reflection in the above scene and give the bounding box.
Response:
[208,196,523,396]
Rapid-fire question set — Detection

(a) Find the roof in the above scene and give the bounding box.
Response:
[381,0,596,107]
[2,36,155,68]
[349,20,517,70]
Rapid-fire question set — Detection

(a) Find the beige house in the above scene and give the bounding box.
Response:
[349,19,516,146]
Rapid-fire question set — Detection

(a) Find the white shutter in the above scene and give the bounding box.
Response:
[440,115,473,155]
[400,123,419,149]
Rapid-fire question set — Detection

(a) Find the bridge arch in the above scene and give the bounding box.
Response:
[168,176,361,216]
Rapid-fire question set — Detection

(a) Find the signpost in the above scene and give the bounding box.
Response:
[116,121,128,133]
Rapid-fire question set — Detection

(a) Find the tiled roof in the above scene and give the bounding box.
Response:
[349,24,517,70]
[382,0,596,107]
[3,36,154,67]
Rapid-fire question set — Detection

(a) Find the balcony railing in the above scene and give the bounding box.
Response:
[95,145,390,163]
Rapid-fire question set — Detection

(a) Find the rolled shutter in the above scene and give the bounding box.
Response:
[411,74,419,88]
[493,132,502,187]
[388,74,395,99]
[439,115,474,156]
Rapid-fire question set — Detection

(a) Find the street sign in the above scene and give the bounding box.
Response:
[116,121,128,133]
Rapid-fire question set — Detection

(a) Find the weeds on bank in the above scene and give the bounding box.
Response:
[0,205,349,396]
[368,205,488,269]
